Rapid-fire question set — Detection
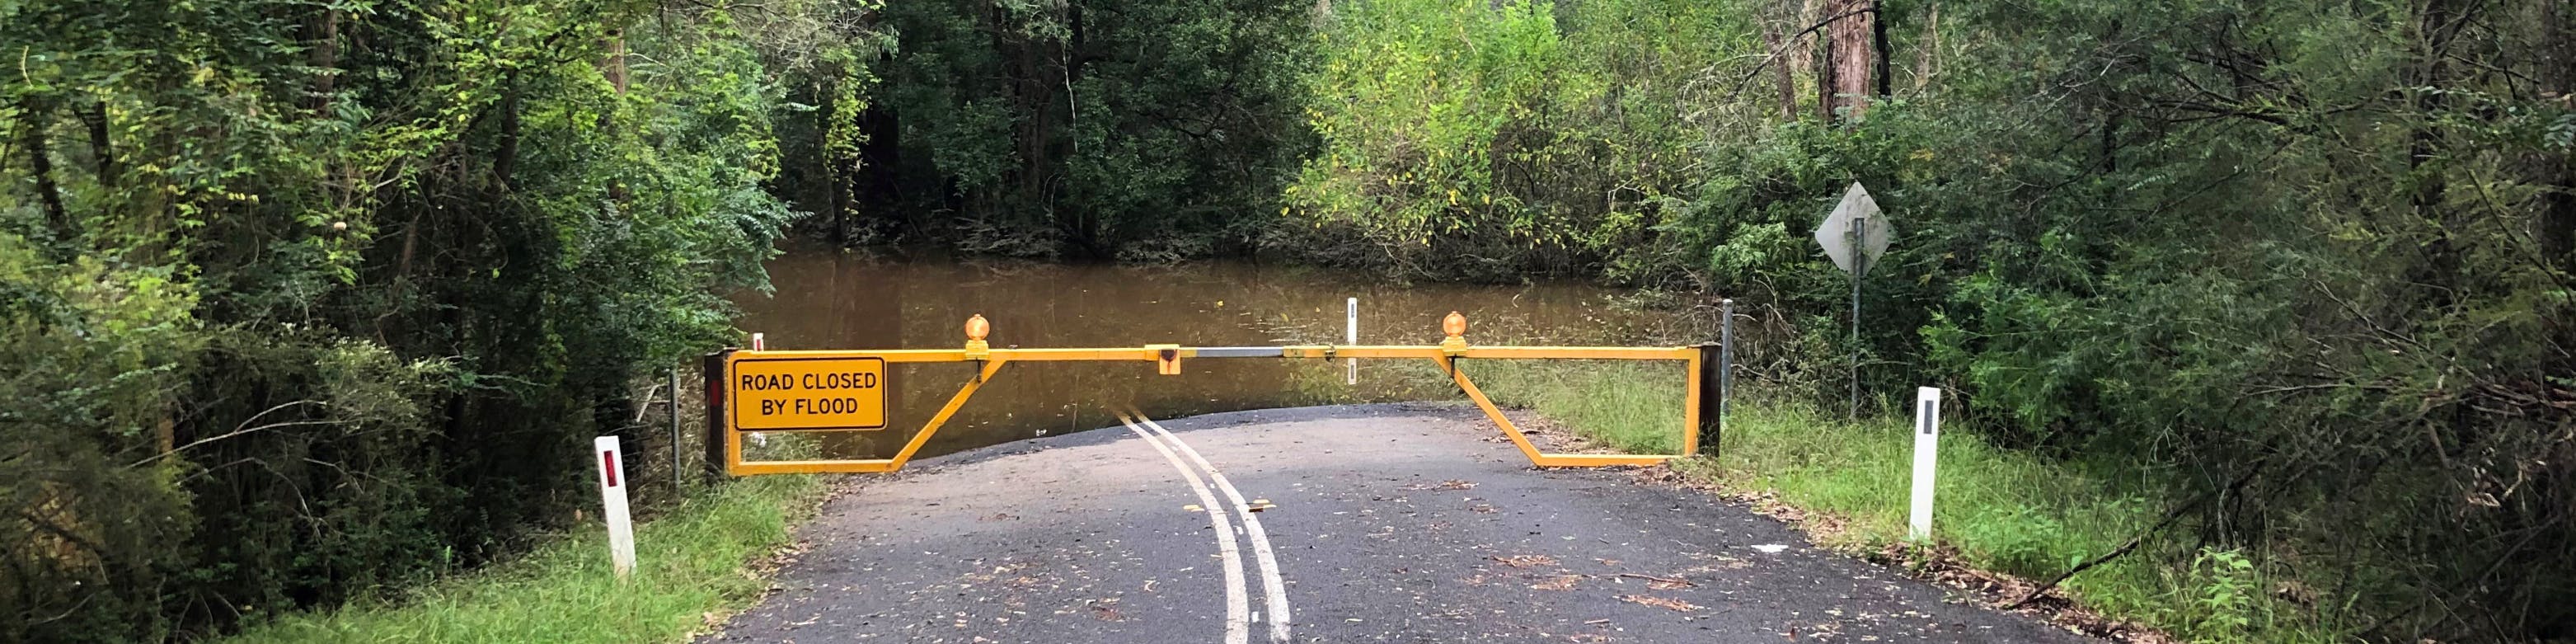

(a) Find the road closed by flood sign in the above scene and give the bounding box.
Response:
[728,355,888,430]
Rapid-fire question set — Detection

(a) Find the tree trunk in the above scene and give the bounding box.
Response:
[1791,0,1819,117]
[309,8,340,112]
[1825,0,1877,120]
[1764,23,1797,119]
[77,99,113,184]
[1872,0,1892,98]
[16,100,71,247]
[603,31,628,96]
[1815,0,1837,122]
[495,75,521,190]
[601,31,628,204]
[819,78,847,247]
[1915,2,1939,92]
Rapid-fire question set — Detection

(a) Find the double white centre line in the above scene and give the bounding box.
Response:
[1120,411,1292,644]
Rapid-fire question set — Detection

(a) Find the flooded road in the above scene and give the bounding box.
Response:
[734,252,1703,458]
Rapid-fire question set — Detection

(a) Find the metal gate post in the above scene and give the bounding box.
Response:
[1717,298,1734,458]
[669,364,683,492]
[1696,343,1722,458]
[702,348,733,483]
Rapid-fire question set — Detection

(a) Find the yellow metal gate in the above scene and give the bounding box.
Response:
[705,312,1723,476]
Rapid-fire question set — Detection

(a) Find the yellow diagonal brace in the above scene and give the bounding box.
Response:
[1441,355,1678,468]
[886,358,1008,469]
[1441,355,1547,463]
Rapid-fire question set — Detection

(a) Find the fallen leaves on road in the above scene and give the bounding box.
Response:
[1529,575,1582,590]
[1088,599,1124,622]
[1613,573,1696,590]
[1491,554,1560,568]
[1618,595,1702,612]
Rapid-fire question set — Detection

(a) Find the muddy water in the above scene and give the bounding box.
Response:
[734,253,1692,458]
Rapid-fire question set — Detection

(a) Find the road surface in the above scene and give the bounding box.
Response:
[701,404,2091,643]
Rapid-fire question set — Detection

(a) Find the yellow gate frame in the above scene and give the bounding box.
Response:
[707,313,1719,476]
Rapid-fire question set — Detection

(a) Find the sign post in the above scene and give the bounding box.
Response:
[1908,387,1941,542]
[1814,181,1892,418]
[1718,298,1734,448]
[668,365,683,493]
[595,435,637,580]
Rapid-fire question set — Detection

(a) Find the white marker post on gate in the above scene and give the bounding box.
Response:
[746,333,768,447]
[1908,387,1941,542]
[594,435,637,581]
[1345,298,1359,384]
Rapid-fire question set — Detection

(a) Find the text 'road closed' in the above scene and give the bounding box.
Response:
[729,356,887,430]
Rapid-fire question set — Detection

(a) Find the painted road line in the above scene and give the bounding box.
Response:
[1135,412,1293,643]
[1120,414,1250,644]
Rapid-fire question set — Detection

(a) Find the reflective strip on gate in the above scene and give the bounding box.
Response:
[710,312,1719,476]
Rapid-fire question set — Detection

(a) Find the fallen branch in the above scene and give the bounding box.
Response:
[2006,463,2264,609]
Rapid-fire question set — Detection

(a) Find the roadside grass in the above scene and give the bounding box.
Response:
[1472,360,2338,643]
[1466,360,1683,454]
[219,473,824,644]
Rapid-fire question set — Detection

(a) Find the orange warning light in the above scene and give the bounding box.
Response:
[1443,311,1467,338]
[964,314,991,341]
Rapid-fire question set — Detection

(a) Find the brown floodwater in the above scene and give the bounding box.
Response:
[732,252,1694,458]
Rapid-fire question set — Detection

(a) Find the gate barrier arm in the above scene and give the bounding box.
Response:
[709,313,1719,476]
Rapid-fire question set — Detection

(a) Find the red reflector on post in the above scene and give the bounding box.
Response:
[602,450,620,487]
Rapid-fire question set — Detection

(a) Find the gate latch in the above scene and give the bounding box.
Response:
[1147,344,1182,375]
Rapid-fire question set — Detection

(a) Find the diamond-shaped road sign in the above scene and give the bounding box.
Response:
[1814,182,1893,275]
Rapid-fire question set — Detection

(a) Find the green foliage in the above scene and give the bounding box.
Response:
[220,475,822,644]
[2185,548,2260,642]
[1285,0,1742,280]
[1468,360,1683,454]
[836,0,1316,258]
[1,0,803,640]
[0,236,199,641]
[1958,503,2070,575]
[1293,0,2575,637]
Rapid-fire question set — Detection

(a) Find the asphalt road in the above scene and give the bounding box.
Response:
[702,404,2094,643]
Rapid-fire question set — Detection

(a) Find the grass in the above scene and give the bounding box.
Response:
[1472,360,2339,643]
[1467,360,1687,454]
[218,474,825,644]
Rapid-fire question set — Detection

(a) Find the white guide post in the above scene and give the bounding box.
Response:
[595,435,637,580]
[747,333,768,446]
[1345,298,1359,385]
[1908,387,1941,542]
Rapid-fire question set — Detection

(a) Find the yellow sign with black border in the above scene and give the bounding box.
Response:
[729,355,887,431]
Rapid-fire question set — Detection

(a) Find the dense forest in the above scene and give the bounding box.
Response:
[6,0,2572,642]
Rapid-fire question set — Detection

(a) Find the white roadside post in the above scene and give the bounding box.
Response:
[1345,298,1358,385]
[595,435,638,581]
[1908,387,1941,542]
[747,333,767,447]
